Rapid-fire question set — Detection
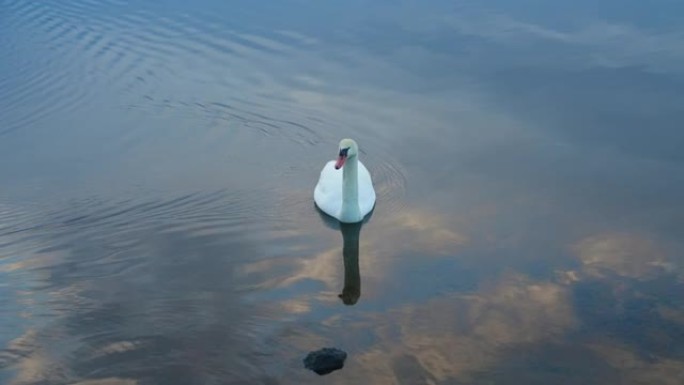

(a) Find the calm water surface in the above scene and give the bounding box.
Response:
[2,0,684,384]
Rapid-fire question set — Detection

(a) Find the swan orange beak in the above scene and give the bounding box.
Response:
[334,154,347,169]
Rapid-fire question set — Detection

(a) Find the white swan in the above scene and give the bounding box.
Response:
[314,139,376,223]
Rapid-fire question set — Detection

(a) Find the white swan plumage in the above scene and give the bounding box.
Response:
[314,138,376,223]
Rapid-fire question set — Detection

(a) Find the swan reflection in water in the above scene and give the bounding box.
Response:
[316,204,373,306]
[338,222,362,305]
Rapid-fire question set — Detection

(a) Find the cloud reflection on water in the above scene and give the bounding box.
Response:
[265,230,683,384]
[2,0,684,383]
[573,232,677,280]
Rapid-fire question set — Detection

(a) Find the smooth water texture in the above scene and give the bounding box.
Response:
[2,1,684,384]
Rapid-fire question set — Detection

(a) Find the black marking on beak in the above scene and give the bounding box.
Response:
[338,147,349,157]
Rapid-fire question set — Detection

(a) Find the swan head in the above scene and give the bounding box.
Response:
[334,138,358,170]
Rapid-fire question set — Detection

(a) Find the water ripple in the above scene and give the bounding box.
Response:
[369,154,408,216]
[0,2,102,136]
[1,0,337,153]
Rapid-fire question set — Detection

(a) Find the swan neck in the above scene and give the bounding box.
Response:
[341,155,360,221]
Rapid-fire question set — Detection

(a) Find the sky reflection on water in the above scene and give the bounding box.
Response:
[1,0,684,384]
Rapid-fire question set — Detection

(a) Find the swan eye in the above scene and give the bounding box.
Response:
[339,147,350,157]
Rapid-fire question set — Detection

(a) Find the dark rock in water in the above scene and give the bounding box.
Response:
[303,347,347,375]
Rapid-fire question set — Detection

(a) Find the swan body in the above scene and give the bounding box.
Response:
[314,139,376,223]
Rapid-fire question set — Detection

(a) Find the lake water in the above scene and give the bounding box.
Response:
[2,0,684,384]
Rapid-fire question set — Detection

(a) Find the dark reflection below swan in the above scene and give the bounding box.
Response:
[316,204,373,305]
[338,222,362,305]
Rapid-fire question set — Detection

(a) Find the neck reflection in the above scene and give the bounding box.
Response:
[338,222,362,305]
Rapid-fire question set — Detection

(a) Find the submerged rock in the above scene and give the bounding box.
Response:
[303,347,347,375]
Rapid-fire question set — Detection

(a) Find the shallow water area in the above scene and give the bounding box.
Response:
[1,1,684,384]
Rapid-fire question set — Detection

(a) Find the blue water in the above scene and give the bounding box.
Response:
[1,1,683,384]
